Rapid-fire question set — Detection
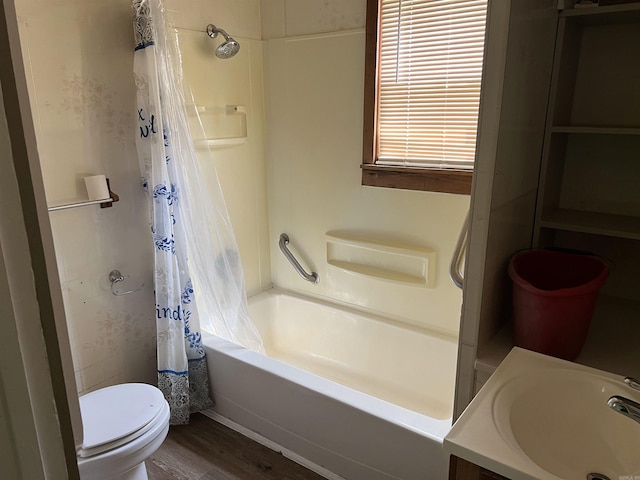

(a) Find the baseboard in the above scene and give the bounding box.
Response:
[200,408,346,480]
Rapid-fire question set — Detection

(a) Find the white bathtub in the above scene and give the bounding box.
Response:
[202,289,458,480]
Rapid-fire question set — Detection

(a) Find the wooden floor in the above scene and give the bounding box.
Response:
[146,413,327,480]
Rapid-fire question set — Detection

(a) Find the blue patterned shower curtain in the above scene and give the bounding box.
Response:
[132,0,211,424]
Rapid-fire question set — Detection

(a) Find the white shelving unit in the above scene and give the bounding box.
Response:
[534,3,640,240]
[525,2,640,377]
[539,209,640,240]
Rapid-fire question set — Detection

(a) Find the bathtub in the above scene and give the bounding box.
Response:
[202,289,458,480]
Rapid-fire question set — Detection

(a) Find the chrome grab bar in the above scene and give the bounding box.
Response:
[279,233,319,284]
[450,211,469,289]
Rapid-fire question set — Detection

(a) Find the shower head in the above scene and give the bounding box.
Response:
[206,24,240,59]
[216,38,240,59]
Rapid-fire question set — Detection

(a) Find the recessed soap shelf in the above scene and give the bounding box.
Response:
[326,231,436,287]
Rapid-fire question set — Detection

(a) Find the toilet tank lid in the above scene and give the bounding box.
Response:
[79,383,167,449]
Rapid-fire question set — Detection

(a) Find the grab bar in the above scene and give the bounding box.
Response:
[279,233,319,284]
[450,211,469,289]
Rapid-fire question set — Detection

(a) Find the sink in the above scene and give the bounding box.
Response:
[444,347,640,480]
[493,369,640,480]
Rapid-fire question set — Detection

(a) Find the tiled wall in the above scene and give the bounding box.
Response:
[262,1,470,335]
[261,0,367,39]
[16,0,268,394]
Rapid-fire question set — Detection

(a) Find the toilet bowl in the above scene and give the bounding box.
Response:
[77,383,170,480]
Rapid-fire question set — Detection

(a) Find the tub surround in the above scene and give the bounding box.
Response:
[263,26,469,335]
[177,26,271,297]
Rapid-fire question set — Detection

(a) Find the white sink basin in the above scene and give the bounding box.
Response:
[445,348,640,480]
[493,369,640,479]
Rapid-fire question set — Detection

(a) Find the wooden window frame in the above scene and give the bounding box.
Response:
[361,0,475,196]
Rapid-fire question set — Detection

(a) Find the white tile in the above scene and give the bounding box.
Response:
[165,0,209,32]
[261,0,285,39]
[284,0,366,37]
[210,0,262,40]
[168,0,262,39]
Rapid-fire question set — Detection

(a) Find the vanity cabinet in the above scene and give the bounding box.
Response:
[449,456,508,480]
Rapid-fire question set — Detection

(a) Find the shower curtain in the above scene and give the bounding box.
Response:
[132,0,263,424]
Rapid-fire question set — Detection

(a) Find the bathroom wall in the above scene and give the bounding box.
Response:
[16,0,157,395]
[15,0,467,395]
[261,0,470,336]
[15,0,269,394]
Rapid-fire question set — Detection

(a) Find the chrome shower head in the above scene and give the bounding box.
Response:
[216,39,240,59]
[206,24,240,59]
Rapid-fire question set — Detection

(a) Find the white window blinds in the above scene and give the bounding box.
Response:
[376,0,487,170]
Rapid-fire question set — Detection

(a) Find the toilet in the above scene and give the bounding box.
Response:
[76,383,170,480]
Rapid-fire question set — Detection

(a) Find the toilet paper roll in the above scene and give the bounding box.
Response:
[84,175,110,201]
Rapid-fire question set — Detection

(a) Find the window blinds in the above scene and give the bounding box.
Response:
[376,0,487,170]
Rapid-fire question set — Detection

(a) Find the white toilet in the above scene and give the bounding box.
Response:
[76,383,170,480]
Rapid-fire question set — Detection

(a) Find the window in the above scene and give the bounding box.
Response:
[362,0,488,195]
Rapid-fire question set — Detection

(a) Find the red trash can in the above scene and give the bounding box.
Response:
[508,250,609,361]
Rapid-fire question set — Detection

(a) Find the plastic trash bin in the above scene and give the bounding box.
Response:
[508,250,609,361]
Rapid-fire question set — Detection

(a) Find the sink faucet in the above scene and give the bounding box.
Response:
[608,395,640,425]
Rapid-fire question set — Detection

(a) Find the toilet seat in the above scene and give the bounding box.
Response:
[78,383,167,458]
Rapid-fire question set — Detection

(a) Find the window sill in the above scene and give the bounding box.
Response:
[361,164,472,195]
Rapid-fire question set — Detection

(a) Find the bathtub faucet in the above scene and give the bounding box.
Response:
[608,395,640,425]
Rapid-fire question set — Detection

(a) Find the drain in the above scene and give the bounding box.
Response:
[587,474,610,480]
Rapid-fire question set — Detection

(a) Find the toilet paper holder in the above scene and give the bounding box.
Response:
[99,178,120,209]
[47,177,120,212]
[109,270,144,296]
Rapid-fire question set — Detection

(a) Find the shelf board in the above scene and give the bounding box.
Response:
[551,125,640,135]
[327,260,427,286]
[476,295,640,380]
[540,209,640,240]
[561,2,640,24]
[195,137,246,148]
